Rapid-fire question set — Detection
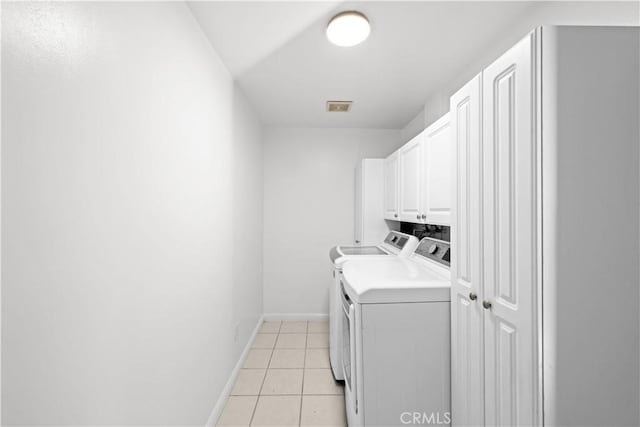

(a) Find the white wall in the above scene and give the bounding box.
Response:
[1,2,263,425]
[399,109,426,143]
[263,128,402,315]
[540,26,639,426]
[423,1,640,124]
[231,87,264,352]
[403,1,640,130]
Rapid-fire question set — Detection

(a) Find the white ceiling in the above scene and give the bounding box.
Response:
[187,1,639,129]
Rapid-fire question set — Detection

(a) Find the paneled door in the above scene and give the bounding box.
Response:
[398,134,423,222]
[450,74,484,427]
[383,151,400,220]
[481,32,538,426]
[423,113,452,225]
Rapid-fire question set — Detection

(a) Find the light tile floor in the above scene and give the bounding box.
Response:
[217,321,346,427]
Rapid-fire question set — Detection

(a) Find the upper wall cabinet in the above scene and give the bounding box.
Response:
[383,151,400,220]
[422,114,451,225]
[398,134,423,222]
[385,113,451,225]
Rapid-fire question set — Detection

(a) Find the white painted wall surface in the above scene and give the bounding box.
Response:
[230,88,264,355]
[416,1,640,125]
[263,128,402,315]
[399,110,426,144]
[541,26,639,426]
[2,2,263,425]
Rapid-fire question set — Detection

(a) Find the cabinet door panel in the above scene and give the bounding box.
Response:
[482,32,537,427]
[450,74,484,427]
[423,114,452,225]
[354,161,363,245]
[383,152,399,220]
[398,135,423,223]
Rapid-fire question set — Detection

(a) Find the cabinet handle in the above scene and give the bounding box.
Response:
[416,214,421,220]
[469,292,477,301]
[421,214,426,220]
[482,300,492,310]
[355,240,360,244]
[394,213,398,218]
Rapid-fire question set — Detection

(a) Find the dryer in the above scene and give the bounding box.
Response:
[340,237,451,426]
[328,231,418,380]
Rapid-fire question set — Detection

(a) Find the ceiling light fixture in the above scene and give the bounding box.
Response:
[326,11,370,47]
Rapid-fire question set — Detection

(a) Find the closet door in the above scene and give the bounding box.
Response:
[450,74,484,427]
[481,32,538,426]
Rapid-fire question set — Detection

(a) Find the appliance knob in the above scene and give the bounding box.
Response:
[428,244,438,254]
[469,292,477,301]
[421,214,426,219]
[483,300,492,310]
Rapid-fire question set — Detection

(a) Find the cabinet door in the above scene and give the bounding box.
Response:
[398,134,423,223]
[354,161,363,245]
[450,74,484,427]
[383,152,399,220]
[423,114,452,225]
[482,32,538,427]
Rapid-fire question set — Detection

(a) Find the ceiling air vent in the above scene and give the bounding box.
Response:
[326,101,352,112]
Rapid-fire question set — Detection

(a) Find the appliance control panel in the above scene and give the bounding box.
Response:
[383,231,410,250]
[415,237,450,267]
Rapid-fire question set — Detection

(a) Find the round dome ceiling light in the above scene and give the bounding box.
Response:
[326,11,370,47]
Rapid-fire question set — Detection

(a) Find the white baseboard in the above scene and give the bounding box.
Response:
[205,314,264,427]
[263,313,329,322]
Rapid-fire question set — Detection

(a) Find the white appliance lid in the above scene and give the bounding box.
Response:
[329,245,393,267]
[339,246,388,255]
[342,258,450,303]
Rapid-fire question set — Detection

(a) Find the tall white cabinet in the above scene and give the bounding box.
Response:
[451,26,639,426]
[354,159,388,246]
[383,152,400,220]
[450,73,484,427]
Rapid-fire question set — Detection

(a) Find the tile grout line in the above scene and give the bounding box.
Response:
[298,322,308,427]
[256,324,280,395]
[247,321,280,427]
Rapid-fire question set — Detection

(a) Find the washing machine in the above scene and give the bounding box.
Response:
[340,237,451,426]
[328,231,418,380]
